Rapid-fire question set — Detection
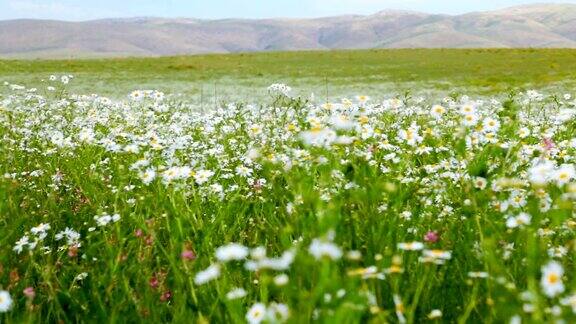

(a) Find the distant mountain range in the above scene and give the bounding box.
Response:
[2,3,576,59]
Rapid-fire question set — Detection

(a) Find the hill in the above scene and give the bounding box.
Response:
[2,4,576,58]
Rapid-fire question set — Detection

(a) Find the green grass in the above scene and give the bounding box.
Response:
[2,49,576,98]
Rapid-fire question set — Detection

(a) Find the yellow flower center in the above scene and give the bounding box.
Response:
[547,273,559,284]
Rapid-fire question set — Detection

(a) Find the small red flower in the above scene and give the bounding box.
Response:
[68,245,78,257]
[149,276,159,289]
[181,249,196,261]
[145,235,154,246]
[424,231,439,243]
[160,290,172,302]
[543,138,555,151]
[252,179,263,191]
[23,287,35,299]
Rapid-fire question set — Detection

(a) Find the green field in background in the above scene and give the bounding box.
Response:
[1,49,576,99]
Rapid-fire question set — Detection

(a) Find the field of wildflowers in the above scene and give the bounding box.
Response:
[0,75,575,323]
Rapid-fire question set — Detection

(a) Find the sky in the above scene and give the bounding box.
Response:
[0,0,575,21]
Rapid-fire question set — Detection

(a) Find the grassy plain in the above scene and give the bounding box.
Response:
[2,49,576,99]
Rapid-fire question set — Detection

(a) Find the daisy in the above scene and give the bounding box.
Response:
[194,263,221,285]
[246,249,296,271]
[129,90,144,101]
[482,117,500,132]
[273,274,289,286]
[356,95,369,104]
[508,191,527,208]
[300,128,337,147]
[346,266,385,280]
[474,177,487,190]
[235,165,253,177]
[308,239,342,260]
[151,91,165,101]
[320,102,334,111]
[162,167,180,184]
[246,303,267,324]
[422,249,452,263]
[483,132,498,144]
[249,124,263,136]
[215,243,249,262]
[547,246,568,258]
[330,114,356,130]
[267,303,290,322]
[123,144,139,154]
[31,223,51,239]
[430,105,446,119]
[139,168,156,185]
[518,127,531,139]
[561,294,576,313]
[226,288,247,300]
[541,261,564,297]
[460,104,476,115]
[398,123,423,146]
[528,159,555,185]
[428,309,443,319]
[393,295,406,324]
[462,113,478,126]
[423,249,452,259]
[194,169,215,185]
[177,166,193,179]
[538,199,551,212]
[346,250,362,261]
[0,290,13,312]
[13,236,30,254]
[74,272,88,282]
[553,164,575,186]
[78,128,95,142]
[397,242,424,251]
[506,213,531,229]
[250,246,267,260]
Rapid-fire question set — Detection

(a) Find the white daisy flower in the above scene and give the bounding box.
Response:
[0,290,13,313]
[541,261,564,298]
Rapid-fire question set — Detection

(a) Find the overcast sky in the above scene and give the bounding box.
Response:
[0,0,574,21]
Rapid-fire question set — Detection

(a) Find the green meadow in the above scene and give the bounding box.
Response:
[2,49,576,99]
